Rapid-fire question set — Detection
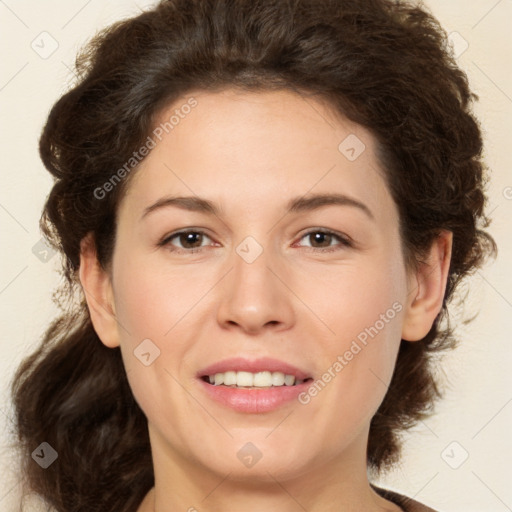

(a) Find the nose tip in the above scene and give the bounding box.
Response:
[216,247,295,334]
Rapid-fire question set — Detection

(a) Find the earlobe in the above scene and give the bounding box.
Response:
[401,230,453,342]
[79,233,120,348]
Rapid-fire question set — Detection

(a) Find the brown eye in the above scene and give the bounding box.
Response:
[307,232,333,248]
[160,230,213,253]
[297,229,352,252]
[176,232,204,249]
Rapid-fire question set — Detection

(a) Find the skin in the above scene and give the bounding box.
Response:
[79,88,452,512]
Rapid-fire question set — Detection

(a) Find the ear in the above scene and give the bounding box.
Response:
[401,230,453,342]
[79,233,120,348]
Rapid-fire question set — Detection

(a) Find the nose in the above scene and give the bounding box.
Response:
[216,241,295,335]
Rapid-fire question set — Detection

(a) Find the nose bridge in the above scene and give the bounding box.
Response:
[215,233,294,332]
[231,233,277,304]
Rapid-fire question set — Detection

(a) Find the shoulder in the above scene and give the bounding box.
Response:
[371,483,440,512]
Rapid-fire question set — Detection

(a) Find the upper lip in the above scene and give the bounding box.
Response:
[197,357,312,381]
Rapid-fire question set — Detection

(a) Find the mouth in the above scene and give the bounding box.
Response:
[196,357,314,413]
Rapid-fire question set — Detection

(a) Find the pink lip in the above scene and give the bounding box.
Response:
[196,357,313,414]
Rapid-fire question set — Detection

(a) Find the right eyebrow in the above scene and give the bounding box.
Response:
[140,195,219,220]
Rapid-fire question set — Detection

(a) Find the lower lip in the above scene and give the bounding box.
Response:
[197,378,313,413]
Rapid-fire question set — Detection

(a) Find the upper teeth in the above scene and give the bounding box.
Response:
[208,371,300,387]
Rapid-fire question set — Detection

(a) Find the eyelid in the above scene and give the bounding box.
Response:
[294,228,353,251]
[158,228,216,253]
[158,227,353,254]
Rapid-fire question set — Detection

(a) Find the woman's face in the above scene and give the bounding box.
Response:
[101,88,416,483]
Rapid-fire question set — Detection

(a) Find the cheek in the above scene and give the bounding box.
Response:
[307,254,407,419]
[319,252,407,345]
[347,259,406,367]
[112,255,207,341]
[110,260,197,435]
[110,254,213,402]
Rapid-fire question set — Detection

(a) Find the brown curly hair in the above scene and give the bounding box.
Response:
[11,0,496,511]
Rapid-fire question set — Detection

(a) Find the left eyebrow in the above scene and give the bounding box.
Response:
[286,193,374,220]
[140,192,374,221]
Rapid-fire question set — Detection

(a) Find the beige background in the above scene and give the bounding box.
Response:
[0,1,511,510]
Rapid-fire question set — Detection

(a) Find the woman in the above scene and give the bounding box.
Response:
[11,0,496,511]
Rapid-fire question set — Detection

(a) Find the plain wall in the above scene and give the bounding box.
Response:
[1,1,511,510]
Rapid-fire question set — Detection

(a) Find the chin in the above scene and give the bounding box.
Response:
[188,431,323,483]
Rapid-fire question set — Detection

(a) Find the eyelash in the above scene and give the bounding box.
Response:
[158,228,353,254]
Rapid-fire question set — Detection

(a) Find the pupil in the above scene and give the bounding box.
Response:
[183,233,201,247]
[313,233,330,246]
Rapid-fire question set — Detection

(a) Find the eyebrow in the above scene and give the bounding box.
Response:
[140,193,374,221]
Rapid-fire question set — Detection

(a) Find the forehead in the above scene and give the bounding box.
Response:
[119,88,396,225]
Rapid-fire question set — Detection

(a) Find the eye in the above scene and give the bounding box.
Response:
[159,229,214,253]
[158,228,352,255]
[295,229,353,252]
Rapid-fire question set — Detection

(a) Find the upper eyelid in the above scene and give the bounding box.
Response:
[161,228,352,249]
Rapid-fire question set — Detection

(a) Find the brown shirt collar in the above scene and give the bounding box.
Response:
[371,484,439,512]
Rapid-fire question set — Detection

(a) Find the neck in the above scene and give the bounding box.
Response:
[139,476,400,512]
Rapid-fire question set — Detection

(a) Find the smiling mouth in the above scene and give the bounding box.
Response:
[200,370,313,388]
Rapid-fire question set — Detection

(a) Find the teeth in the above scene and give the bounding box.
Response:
[223,371,237,386]
[271,372,285,386]
[284,374,295,386]
[253,371,272,387]
[207,371,301,387]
